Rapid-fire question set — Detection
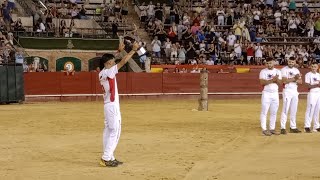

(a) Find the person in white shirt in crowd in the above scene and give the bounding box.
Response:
[147,1,155,19]
[274,10,282,27]
[177,22,186,40]
[216,6,225,26]
[164,38,172,60]
[227,32,237,52]
[37,21,46,32]
[182,12,191,26]
[190,67,200,73]
[139,2,147,26]
[255,43,263,65]
[234,40,242,58]
[178,45,186,64]
[307,20,314,37]
[151,36,161,59]
[304,62,320,133]
[280,57,302,134]
[199,40,206,52]
[190,59,197,65]
[170,44,178,64]
[280,0,289,12]
[299,48,309,64]
[206,58,214,65]
[253,7,261,25]
[259,57,282,136]
[288,16,297,36]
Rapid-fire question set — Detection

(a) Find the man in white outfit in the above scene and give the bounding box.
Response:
[304,62,320,133]
[99,41,139,167]
[280,57,302,134]
[259,57,282,136]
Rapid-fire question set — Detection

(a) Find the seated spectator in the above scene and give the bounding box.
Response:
[35,20,46,32]
[60,20,67,36]
[71,6,79,19]
[45,10,54,31]
[58,3,69,18]
[13,18,24,31]
[79,5,89,19]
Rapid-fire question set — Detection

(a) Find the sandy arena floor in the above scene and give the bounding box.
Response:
[1,99,320,180]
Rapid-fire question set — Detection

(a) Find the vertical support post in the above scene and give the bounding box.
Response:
[198,68,208,111]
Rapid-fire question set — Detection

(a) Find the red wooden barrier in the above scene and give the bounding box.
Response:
[23,71,312,95]
[24,73,60,95]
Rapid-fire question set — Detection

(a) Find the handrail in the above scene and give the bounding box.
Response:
[13,27,123,39]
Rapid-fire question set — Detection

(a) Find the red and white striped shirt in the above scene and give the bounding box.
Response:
[99,65,119,104]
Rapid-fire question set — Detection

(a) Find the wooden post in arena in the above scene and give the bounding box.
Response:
[198,68,208,111]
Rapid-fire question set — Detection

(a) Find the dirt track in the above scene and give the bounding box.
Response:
[1,99,320,180]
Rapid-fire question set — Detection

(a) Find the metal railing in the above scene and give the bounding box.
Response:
[13,27,121,39]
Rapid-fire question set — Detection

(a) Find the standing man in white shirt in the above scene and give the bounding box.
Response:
[216,6,225,25]
[259,57,282,136]
[151,36,161,58]
[99,41,139,167]
[304,62,320,133]
[255,43,263,65]
[280,57,302,134]
[226,32,236,52]
[274,10,282,27]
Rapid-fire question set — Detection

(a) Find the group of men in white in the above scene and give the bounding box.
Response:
[260,57,320,136]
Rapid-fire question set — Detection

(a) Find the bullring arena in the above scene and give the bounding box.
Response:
[2,0,320,179]
[2,70,320,180]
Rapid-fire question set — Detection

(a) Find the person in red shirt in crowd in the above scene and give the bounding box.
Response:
[247,43,255,65]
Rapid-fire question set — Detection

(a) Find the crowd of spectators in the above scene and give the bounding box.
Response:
[0,0,20,65]
[31,0,130,37]
[137,0,320,68]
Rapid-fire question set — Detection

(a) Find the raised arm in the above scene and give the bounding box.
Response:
[117,42,139,70]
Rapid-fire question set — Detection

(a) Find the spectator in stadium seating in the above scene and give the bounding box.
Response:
[2,1,12,28]
[45,10,54,31]
[138,0,320,66]
[170,44,178,64]
[111,21,118,38]
[147,1,155,19]
[49,4,57,18]
[79,5,89,19]
[13,18,24,31]
[58,3,69,18]
[60,19,67,36]
[35,19,46,32]
[151,36,161,59]
[178,44,186,64]
[173,67,179,73]
[7,0,15,11]
[114,0,121,19]
[164,38,172,60]
[71,6,79,19]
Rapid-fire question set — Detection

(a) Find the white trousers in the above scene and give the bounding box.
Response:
[308,29,314,37]
[102,103,121,161]
[305,92,320,130]
[218,16,224,25]
[260,91,279,131]
[280,90,299,129]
